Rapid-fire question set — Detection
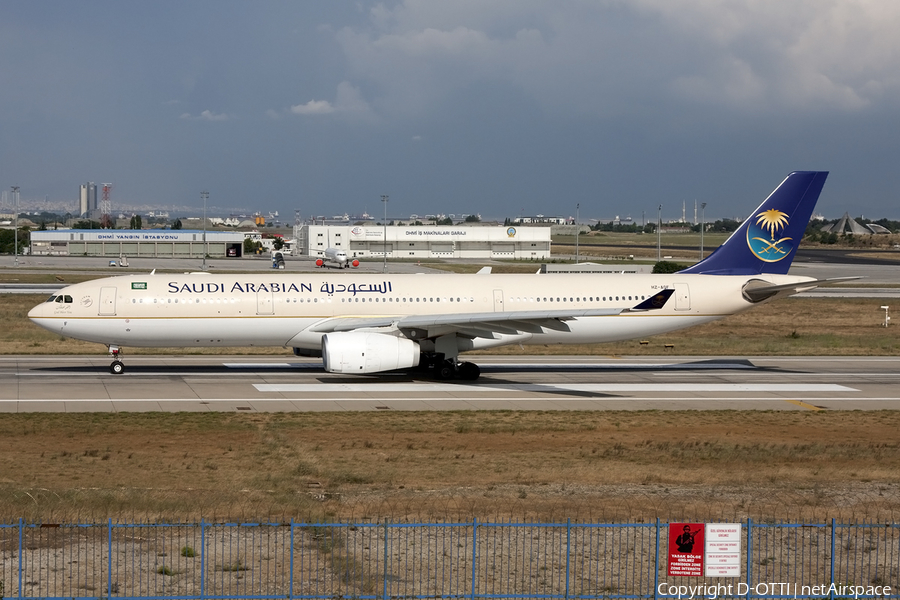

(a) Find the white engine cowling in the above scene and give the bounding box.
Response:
[322,332,420,374]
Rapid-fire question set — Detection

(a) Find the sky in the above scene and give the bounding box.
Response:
[2,1,900,222]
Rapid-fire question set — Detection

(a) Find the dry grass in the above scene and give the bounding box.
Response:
[1,411,899,523]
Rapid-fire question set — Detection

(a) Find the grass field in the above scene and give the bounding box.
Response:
[1,411,898,523]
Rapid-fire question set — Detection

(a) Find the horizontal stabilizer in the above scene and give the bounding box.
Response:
[742,276,861,303]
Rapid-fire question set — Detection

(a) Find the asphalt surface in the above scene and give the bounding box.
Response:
[2,355,898,412]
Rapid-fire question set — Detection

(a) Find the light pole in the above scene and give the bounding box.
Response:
[656,204,662,263]
[201,191,209,270]
[575,203,580,264]
[700,202,707,260]
[381,194,389,273]
[11,186,19,267]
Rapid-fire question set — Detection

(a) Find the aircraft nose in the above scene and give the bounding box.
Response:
[28,301,46,321]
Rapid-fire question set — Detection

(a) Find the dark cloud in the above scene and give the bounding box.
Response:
[2,1,899,219]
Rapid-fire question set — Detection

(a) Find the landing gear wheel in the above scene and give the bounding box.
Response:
[110,360,125,375]
[436,361,456,380]
[458,361,481,381]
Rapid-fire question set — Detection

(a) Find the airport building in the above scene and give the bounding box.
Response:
[29,230,245,258]
[294,224,551,260]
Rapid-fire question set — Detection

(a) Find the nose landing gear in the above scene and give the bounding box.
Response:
[108,345,125,374]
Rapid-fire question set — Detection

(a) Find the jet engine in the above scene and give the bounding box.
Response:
[322,332,420,374]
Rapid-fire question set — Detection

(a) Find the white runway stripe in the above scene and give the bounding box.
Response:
[224,361,757,370]
[253,383,857,393]
[7,395,886,404]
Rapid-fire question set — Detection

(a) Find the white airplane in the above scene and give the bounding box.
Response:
[29,172,843,380]
[315,247,359,269]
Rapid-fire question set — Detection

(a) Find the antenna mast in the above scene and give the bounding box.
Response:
[100,183,113,228]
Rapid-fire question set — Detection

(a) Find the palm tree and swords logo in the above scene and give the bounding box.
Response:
[747,208,793,262]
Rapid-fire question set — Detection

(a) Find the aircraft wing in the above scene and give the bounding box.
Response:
[741,276,861,303]
[309,288,675,339]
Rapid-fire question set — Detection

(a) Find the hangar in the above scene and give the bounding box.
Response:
[294,224,551,260]
[29,230,245,259]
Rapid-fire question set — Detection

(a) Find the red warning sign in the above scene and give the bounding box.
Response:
[668,523,704,576]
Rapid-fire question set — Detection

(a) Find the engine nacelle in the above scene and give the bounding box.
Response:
[322,332,420,374]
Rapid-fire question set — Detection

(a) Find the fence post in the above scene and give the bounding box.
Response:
[17,517,22,600]
[830,518,836,600]
[108,518,113,599]
[471,517,478,600]
[289,519,294,600]
[654,519,660,600]
[745,518,752,600]
[383,519,389,600]
[200,519,206,599]
[565,518,571,600]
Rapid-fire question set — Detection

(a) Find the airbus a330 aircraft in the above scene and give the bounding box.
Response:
[30,171,841,380]
[315,247,359,269]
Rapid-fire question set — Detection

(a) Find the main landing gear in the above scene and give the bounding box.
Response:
[108,345,125,375]
[420,353,481,381]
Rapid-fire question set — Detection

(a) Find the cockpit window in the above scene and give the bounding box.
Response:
[64,295,73,303]
[46,295,57,303]
[51,295,73,304]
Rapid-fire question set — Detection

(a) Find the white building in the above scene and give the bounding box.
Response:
[30,230,246,258]
[294,224,551,260]
[513,215,568,225]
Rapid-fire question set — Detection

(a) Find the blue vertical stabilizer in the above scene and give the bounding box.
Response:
[678,171,828,275]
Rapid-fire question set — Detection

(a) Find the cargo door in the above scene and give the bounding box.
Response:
[493,289,504,312]
[257,290,274,315]
[674,283,691,311]
[98,286,117,316]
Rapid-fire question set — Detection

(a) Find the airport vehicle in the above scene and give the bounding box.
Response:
[316,247,359,269]
[29,172,840,380]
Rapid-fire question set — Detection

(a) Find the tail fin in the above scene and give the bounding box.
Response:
[678,171,828,275]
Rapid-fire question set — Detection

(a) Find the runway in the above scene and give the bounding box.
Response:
[1,355,898,412]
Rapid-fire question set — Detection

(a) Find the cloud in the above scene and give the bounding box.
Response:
[180,110,231,121]
[290,99,335,115]
[290,81,372,118]
[331,0,900,119]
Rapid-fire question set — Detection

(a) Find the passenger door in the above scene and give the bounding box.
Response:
[98,287,117,316]
[674,283,691,311]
